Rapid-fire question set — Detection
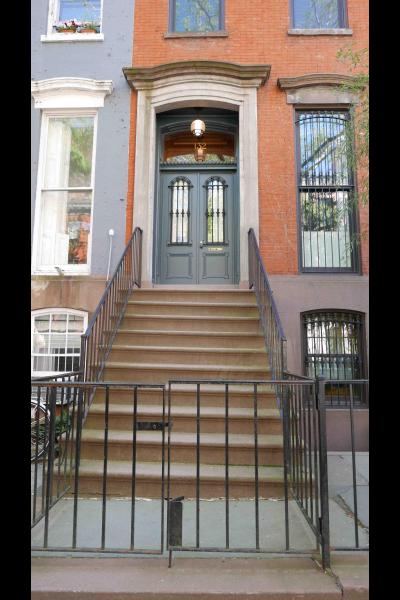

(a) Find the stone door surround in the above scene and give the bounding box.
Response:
[123,60,270,284]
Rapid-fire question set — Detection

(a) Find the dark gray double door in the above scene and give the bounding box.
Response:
[157,169,237,284]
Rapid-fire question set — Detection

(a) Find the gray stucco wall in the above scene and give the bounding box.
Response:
[268,274,369,375]
[31,1,135,275]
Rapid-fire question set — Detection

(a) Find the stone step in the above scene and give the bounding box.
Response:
[125,301,259,318]
[108,345,269,367]
[103,362,270,383]
[114,329,265,349]
[92,384,278,408]
[85,403,282,435]
[119,314,262,333]
[79,430,283,465]
[132,288,257,303]
[71,460,285,498]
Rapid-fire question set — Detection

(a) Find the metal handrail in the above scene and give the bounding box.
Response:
[80,227,143,384]
[248,228,287,380]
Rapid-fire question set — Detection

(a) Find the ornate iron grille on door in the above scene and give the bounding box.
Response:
[169,177,192,244]
[296,111,359,272]
[303,310,367,406]
[205,176,226,244]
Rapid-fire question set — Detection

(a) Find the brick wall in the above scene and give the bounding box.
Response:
[126,0,369,274]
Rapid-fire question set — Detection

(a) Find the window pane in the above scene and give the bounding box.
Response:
[206,178,225,243]
[170,179,190,244]
[59,0,101,22]
[293,0,341,28]
[174,0,221,32]
[44,117,94,189]
[39,190,92,266]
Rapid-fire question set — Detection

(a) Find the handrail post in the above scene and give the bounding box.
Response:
[316,376,330,570]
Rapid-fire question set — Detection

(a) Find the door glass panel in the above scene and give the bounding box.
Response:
[170,178,191,244]
[162,131,236,165]
[206,177,225,243]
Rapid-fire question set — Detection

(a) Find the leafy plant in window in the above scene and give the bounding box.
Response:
[55,1,101,34]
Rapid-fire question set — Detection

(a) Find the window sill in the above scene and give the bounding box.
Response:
[41,33,104,43]
[32,267,90,276]
[288,28,353,36]
[164,31,228,39]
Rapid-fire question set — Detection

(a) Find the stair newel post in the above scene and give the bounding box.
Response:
[316,376,331,570]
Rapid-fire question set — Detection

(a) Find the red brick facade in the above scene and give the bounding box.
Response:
[126,0,368,274]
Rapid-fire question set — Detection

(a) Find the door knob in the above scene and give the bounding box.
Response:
[199,240,204,248]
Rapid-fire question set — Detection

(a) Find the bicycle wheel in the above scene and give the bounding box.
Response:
[31,401,49,462]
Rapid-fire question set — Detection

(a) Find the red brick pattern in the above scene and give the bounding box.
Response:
[126,0,368,273]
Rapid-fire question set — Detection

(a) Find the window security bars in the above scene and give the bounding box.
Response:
[205,177,226,244]
[80,227,142,386]
[248,228,287,381]
[303,311,367,407]
[296,111,358,272]
[292,0,347,29]
[31,381,167,554]
[169,178,191,244]
[170,0,223,33]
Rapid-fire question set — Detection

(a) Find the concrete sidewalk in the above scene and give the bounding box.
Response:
[31,553,369,599]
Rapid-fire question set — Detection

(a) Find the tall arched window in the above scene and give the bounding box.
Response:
[31,309,87,376]
[205,176,226,244]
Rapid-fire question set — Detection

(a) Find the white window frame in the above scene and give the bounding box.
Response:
[31,78,113,276]
[41,0,104,42]
[31,308,88,377]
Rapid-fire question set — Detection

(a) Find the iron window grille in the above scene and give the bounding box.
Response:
[296,110,359,273]
[302,310,367,407]
[204,176,227,244]
[169,0,224,33]
[169,177,192,245]
[291,0,347,29]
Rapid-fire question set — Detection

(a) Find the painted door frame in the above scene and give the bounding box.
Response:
[154,111,239,284]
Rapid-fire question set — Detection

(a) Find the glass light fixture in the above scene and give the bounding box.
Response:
[194,143,207,162]
[190,119,205,137]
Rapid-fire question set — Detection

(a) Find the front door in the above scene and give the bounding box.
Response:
[157,170,237,284]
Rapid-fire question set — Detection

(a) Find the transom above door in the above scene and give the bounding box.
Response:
[157,168,237,284]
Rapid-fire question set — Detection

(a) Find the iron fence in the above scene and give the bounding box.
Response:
[31,380,167,554]
[248,228,287,381]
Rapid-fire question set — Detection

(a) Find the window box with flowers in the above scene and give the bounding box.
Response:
[41,1,104,42]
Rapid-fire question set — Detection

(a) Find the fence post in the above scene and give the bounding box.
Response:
[316,376,330,570]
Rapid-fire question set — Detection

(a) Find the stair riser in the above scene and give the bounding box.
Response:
[114,332,265,349]
[126,305,259,318]
[92,390,278,409]
[79,441,283,465]
[103,367,269,383]
[69,477,285,499]
[132,291,257,304]
[120,317,262,333]
[85,414,282,435]
[108,348,268,367]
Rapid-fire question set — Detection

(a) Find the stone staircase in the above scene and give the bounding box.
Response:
[76,288,285,498]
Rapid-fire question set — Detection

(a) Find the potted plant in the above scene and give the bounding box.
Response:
[54,19,81,33]
[78,21,100,33]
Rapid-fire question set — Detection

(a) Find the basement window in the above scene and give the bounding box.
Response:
[31,309,87,377]
[169,0,224,33]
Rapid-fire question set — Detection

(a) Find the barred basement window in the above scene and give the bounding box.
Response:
[303,311,367,406]
[169,177,192,244]
[32,309,87,376]
[296,110,359,272]
[205,177,226,244]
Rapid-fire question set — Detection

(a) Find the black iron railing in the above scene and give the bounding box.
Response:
[248,228,287,380]
[31,380,167,554]
[80,227,142,385]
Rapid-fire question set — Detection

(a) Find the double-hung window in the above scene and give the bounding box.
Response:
[296,110,359,272]
[34,112,97,273]
[292,0,347,29]
[45,1,103,37]
[170,0,224,33]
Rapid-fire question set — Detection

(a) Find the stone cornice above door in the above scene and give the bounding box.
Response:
[123,61,271,90]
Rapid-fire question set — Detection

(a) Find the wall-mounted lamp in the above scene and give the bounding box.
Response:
[190,119,206,138]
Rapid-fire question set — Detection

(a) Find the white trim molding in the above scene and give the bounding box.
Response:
[31,77,113,109]
[41,32,104,43]
[123,61,270,285]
